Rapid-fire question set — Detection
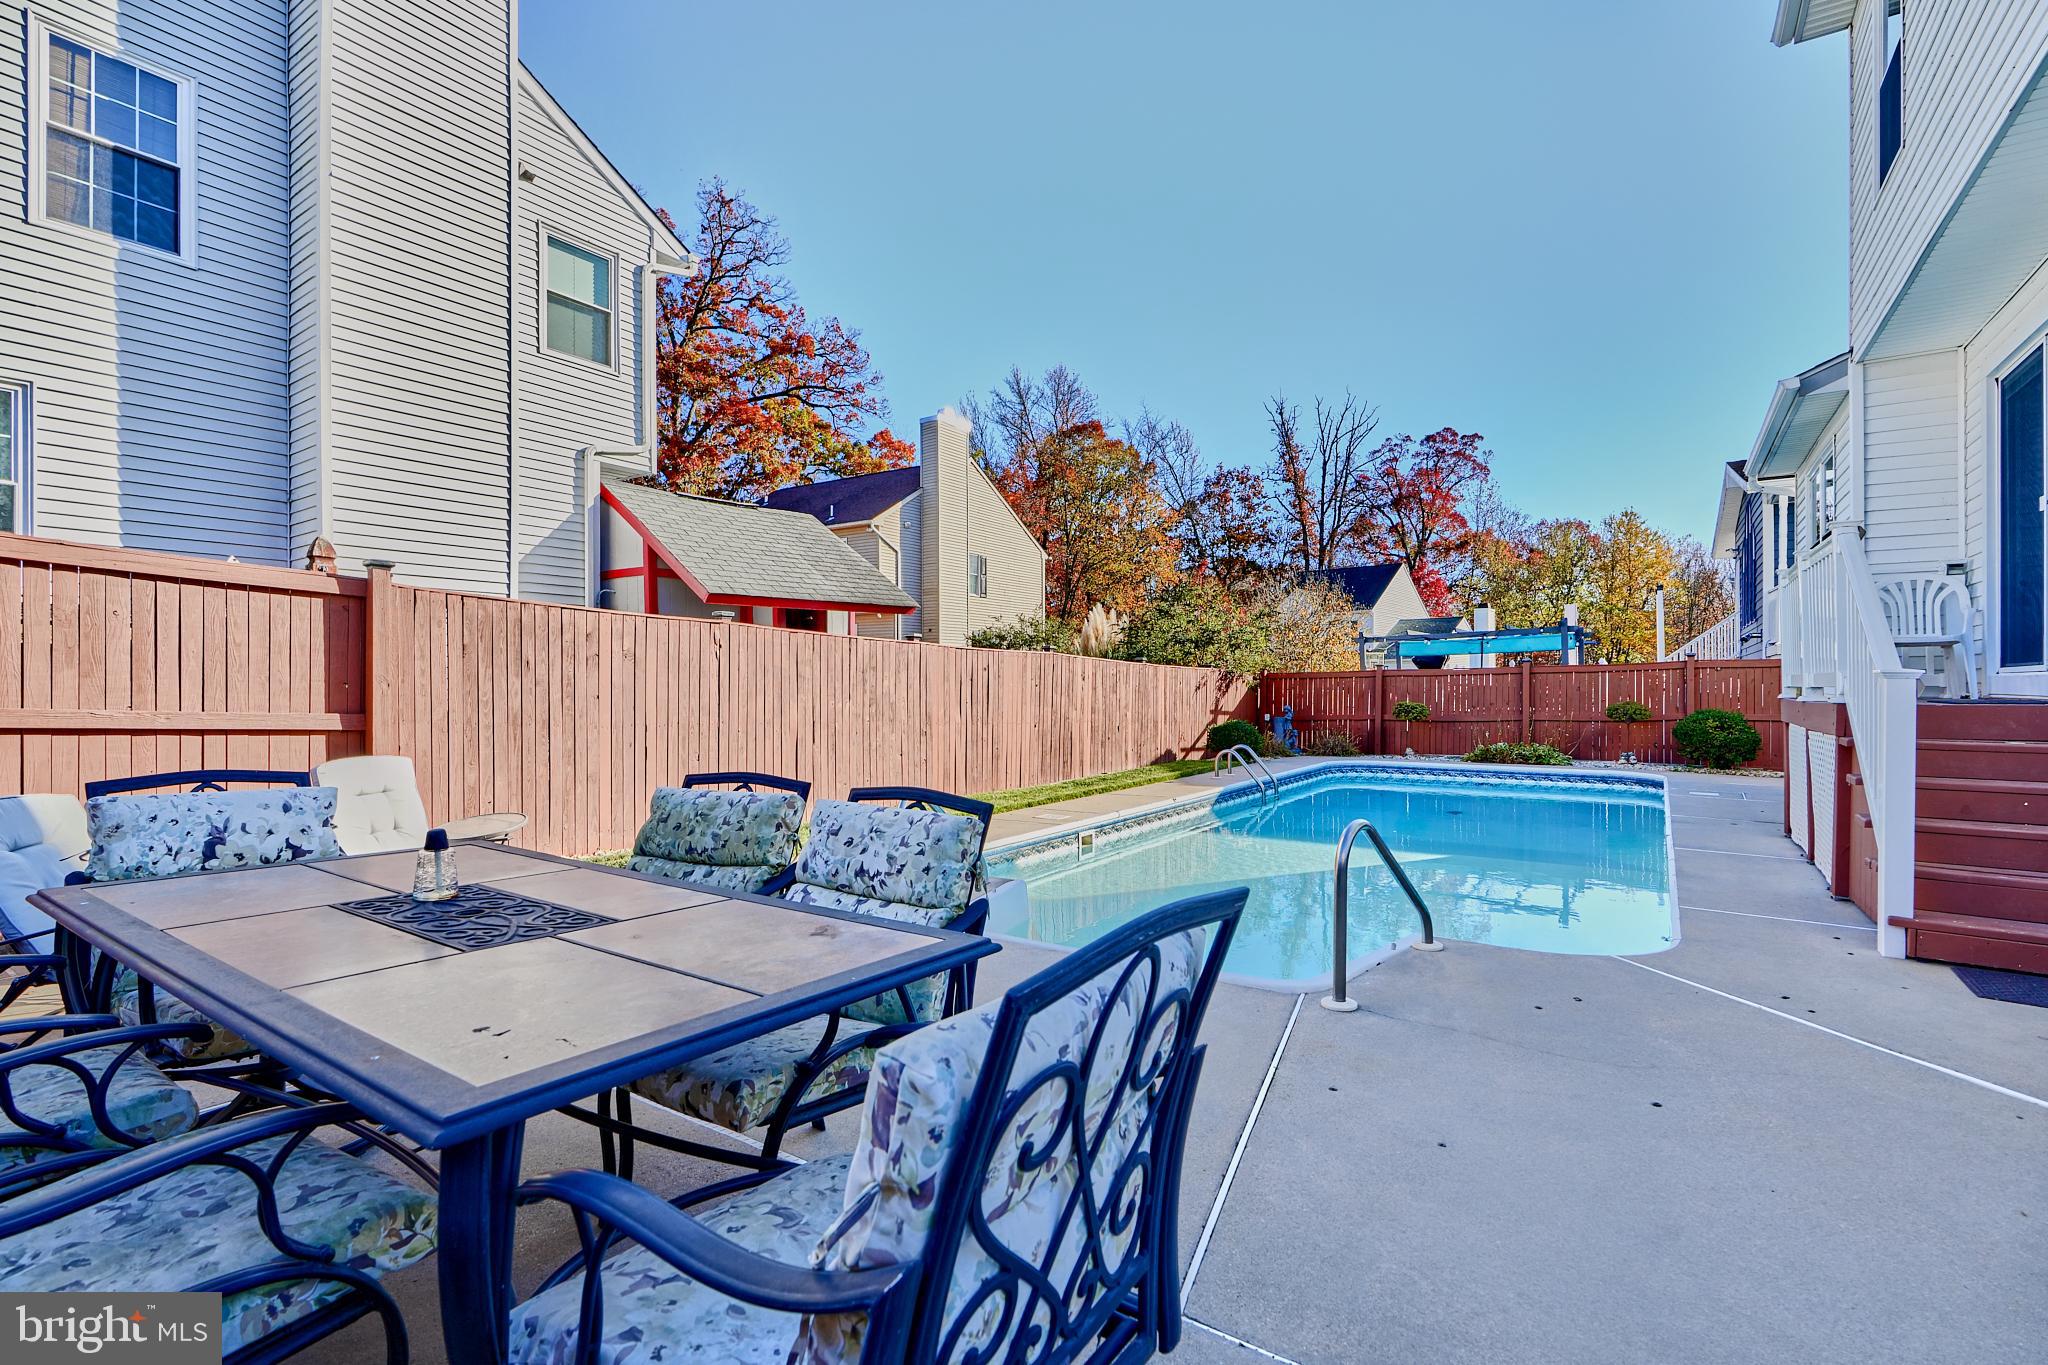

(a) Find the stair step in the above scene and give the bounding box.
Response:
[1890,910,2048,974]
[1917,701,2048,743]
[1916,818,2048,871]
[1914,863,2048,923]
[1915,738,2048,780]
[1917,776,2048,825]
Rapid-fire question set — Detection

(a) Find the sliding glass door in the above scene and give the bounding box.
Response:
[2000,347,2046,670]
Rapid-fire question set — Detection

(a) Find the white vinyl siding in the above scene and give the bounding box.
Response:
[962,459,1046,638]
[1861,349,1962,576]
[1365,566,1430,638]
[0,0,293,562]
[898,489,924,638]
[1848,0,2048,357]
[320,0,514,593]
[510,75,653,604]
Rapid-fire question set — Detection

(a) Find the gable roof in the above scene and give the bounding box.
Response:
[1304,562,1406,611]
[602,477,916,612]
[1746,351,1851,479]
[516,64,695,267]
[761,467,920,526]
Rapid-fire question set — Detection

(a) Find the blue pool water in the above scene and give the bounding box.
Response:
[986,765,1675,985]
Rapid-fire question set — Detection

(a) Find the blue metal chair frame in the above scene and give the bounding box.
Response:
[677,770,812,803]
[585,785,998,1175]
[83,769,315,800]
[0,1094,423,1364]
[518,887,1246,1364]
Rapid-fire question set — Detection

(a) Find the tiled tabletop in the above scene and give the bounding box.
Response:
[36,846,994,1146]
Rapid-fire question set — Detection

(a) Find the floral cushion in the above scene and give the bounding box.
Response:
[86,788,342,884]
[507,1154,852,1365]
[633,788,804,872]
[0,1044,198,1173]
[625,855,782,895]
[110,968,254,1062]
[630,1017,877,1134]
[0,1134,437,1355]
[794,927,1209,1365]
[789,801,979,914]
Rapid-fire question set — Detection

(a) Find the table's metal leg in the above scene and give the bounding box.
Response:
[437,1123,526,1365]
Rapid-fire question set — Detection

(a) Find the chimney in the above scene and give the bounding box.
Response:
[918,408,973,646]
[1472,604,1496,633]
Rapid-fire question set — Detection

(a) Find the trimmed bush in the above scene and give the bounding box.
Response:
[1604,700,1652,723]
[1208,719,1263,755]
[968,614,1077,652]
[1390,700,1431,722]
[1301,730,1361,757]
[1257,735,1294,759]
[1673,708,1762,769]
[1465,741,1571,766]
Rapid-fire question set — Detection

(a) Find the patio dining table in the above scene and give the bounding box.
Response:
[31,845,999,1365]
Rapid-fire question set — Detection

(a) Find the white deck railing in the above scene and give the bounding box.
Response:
[1778,535,1920,957]
[1663,612,1739,661]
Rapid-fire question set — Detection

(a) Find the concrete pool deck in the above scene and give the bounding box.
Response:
[312,766,2048,1364]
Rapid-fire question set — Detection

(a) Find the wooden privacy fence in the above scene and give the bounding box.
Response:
[1259,659,1785,770]
[0,533,1251,855]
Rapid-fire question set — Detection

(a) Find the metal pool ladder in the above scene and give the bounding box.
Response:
[1213,744,1278,799]
[1323,817,1441,1014]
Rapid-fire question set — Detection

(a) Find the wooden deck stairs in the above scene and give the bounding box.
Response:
[1890,702,2048,974]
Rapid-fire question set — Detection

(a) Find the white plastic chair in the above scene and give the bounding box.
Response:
[1876,575,1979,698]
[312,754,431,855]
[0,793,89,948]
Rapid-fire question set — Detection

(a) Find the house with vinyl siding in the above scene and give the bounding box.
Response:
[762,408,1049,644]
[1758,1,2048,975]
[0,0,694,605]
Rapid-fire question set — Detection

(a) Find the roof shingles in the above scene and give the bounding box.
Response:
[603,477,917,611]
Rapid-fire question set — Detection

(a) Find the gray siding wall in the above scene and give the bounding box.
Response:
[963,459,1045,637]
[320,0,513,592]
[0,0,293,560]
[1848,0,2048,355]
[510,75,651,605]
[898,489,924,638]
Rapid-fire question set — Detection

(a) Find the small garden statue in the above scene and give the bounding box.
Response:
[1271,704,1298,753]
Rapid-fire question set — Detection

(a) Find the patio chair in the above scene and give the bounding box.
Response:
[0,795,90,1007]
[587,786,994,1171]
[0,1094,437,1363]
[1876,574,1980,698]
[76,786,344,1063]
[508,887,1245,1365]
[313,754,433,855]
[622,772,810,895]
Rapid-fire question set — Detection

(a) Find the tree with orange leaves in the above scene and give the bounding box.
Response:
[989,419,1179,623]
[1352,428,1493,614]
[654,180,911,502]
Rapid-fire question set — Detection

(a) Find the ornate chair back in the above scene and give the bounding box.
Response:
[82,769,313,800]
[805,886,1246,1363]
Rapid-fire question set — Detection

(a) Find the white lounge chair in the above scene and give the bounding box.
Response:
[1876,575,1979,698]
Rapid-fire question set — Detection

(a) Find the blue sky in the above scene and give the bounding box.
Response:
[522,1,1846,545]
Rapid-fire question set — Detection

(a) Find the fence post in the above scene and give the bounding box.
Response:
[1372,669,1387,755]
[364,561,398,755]
[1683,657,1697,715]
[1519,660,1532,743]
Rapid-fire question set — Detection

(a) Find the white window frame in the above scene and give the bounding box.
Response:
[0,382,35,536]
[25,18,198,266]
[969,552,989,598]
[538,225,620,373]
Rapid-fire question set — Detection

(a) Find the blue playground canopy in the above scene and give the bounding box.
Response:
[1360,624,1590,664]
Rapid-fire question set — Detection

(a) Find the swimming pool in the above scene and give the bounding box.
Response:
[985,763,1676,989]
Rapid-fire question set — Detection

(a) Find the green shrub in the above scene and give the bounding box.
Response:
[1208,719,1263,755]
[1390,700,1431,722]
[1465,741,1571,766]
[968,614,1076,652]
[1673,708,1761,769]
[1604,700,1652,723]
[1301,730,1361,757]
[1257,735,1294,759]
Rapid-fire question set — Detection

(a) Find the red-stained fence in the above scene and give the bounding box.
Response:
[1258,660,1785,770]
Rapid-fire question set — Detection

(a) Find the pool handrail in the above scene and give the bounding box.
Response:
[1323,817,1439,1014]
[1213,744,1278,798]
